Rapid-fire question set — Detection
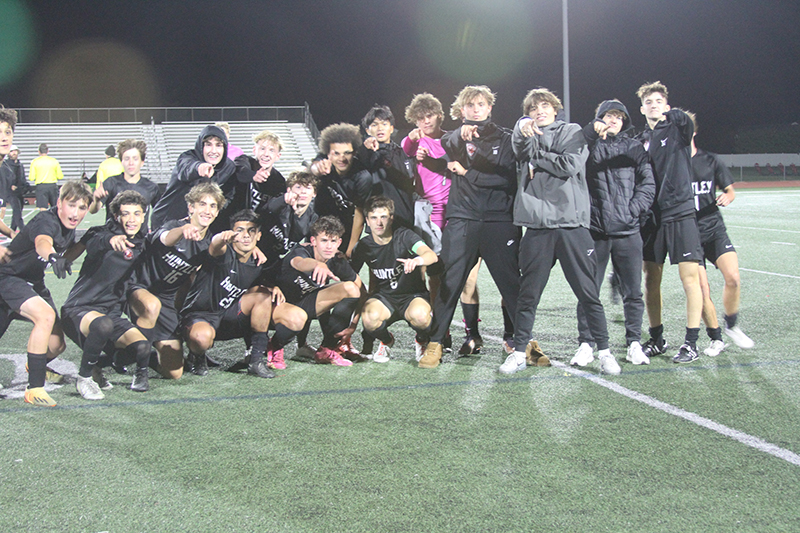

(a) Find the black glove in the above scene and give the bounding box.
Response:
[48,253,71,279]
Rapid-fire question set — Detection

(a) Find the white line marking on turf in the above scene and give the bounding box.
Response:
[740,267,800,280]
[727,225,800,234]
[480,333,800,466]
[770,241,796,246]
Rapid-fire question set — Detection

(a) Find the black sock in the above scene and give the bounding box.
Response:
[707,327,723,342]
[724,313,738,329]
[250,332,268,363]
[685,327,700,348]
[80,316,114,377]
[323,298,359,347]
[369,321,393,345]
[414,323,431,344]
[272,324,297,350]
[27,352,48,388]
[649,324,664,343]
[296,319,311,347]
[361,329,375,353]
[461,302,479,336]
[123,340,151,370]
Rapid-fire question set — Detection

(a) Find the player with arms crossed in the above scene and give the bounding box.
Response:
[350,196,438,362]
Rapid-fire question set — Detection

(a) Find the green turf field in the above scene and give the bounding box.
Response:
[1,190,799,532]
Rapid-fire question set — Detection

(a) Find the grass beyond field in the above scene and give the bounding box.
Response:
[1,190,799,532]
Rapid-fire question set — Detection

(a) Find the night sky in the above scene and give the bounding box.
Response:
[1,0,798,153]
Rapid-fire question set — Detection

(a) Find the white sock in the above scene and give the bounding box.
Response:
[598,348,611,357]
[513,351,526,364]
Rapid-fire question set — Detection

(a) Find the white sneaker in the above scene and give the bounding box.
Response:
[372,342,391,363]
[626,342,650,365]
[499,353,526,375]
[599,353,621,375]
[77,376,105,400]
[414,340,426,362]
[704,339,726,357]
[724,326,754,349]
[570,343,594,367]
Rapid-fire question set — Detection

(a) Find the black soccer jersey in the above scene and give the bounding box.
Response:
[132,218,211,297]
[692,149,735,234]
[277,245,358,304]
[0,207,75,283]
[181,245,262,315]
[350,227,427,297]
[101,173,161,228]
[63,221,146,313]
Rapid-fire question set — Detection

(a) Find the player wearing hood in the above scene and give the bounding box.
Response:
[636,81,704,364]
[575,99,656,366]
[150,125,236,230]
[500,88,616,376]
[418,85,520,369]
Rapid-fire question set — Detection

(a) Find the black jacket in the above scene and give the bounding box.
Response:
[583,100,656,236]
[636,109,695,223]
[150,125,236,230]
[357,141,415,229]
[441,119,516,222]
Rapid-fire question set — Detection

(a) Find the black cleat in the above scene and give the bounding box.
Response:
[131,368,149,392]
[642,338,668,358]
[458,334,484,356]
[247,360,276,379]
[673,343,699,364]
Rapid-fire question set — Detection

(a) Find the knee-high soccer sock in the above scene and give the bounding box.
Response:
[685,327,700,349]
[28,353,48,388]
[122,340,151,370]
[361,328,375,354]
[79,317,114,378]
[501,302,514,340]
[413,323,432,344]
[369,321,394,346]
[649,324,664,343]
[296,317,312,347]
[322,298,359,347]
[250,332,268,364]
[706,327,723,342]
[271,323,297,350]
[461,302,479,337]
[724,312,738,329]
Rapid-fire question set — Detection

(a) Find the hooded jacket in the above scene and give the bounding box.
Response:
[512,117,590,229]
[583,100,656,236]
[150,125,236,229]
[440,119,516,222]
[636,108,694,223]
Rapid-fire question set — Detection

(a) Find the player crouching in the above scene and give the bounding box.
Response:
[62,191,151,399]
[272,216,366,366]
[181,210,283,379]
[351,196,437,362]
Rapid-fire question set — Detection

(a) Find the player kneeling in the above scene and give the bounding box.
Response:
[181,210,283,379]
[351,196,437,362]
[62,191,152,399]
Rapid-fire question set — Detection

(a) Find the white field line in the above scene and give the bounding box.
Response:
[481,333,800,466]
[740,267,800,280]
[727,225,800,234]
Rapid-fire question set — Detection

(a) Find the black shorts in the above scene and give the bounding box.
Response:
[181,302,251,342]
[0,276,58,338]
[369,292,430,326]
[294,290,320,321]
[35,183,58,209]
[642,214,703,265]
[61,306,138,349]
[699,218,735,266]
[127,294,181,342]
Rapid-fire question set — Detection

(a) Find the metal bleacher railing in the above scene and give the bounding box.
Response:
[12,105,321,184]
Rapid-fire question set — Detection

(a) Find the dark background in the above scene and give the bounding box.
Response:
[1,0,798,153]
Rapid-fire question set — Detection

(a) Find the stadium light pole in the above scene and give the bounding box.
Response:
[563,0,570,122]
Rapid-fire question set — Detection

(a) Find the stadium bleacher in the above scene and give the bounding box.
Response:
[11,114,319,185]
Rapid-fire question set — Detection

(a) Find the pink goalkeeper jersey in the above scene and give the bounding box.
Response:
[401,135,450,229]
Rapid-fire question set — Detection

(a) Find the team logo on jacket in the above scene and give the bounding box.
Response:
[587,248,594,256]
[466,143,477,158]
[123,248,134,260]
